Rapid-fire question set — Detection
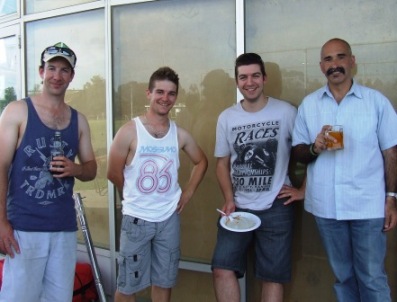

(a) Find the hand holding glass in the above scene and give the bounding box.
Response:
[325,125,343,150]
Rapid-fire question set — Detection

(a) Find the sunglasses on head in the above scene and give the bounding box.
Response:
[44,46,75,57]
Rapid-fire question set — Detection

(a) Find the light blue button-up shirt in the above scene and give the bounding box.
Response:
[292,81,397,220]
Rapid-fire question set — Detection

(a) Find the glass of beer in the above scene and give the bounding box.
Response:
[325,125,343,150]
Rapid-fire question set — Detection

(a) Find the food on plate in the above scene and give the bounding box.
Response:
[225,215,256,230]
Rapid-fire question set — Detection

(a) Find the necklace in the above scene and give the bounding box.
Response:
[142,114,170,138]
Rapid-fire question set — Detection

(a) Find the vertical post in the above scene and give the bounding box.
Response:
[74,193,107,302]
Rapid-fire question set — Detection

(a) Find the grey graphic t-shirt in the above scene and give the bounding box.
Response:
[215,98,297,210]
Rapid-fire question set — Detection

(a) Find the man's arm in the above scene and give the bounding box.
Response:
[292,144,317,164]
[280,177,306,205]
[383,145,397,231]
[216,156,235,216]
[76,113,97,181]
[177,127,208,213]
[293,125,331,164]
[107,121,136,200]
[0,101,25,257]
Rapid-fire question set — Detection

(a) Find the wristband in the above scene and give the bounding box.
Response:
[309,143,319,156]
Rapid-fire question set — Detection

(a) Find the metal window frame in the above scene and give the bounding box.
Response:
[0,1,247,300]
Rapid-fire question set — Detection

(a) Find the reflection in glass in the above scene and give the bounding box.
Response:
[0,0,17,17]
[353,42,397,109]
[246,0,397,300]
[25,0,95,14]
[25,9,108,248]
[0,35,18,113]
[112,0,236,265]
[247,0,397,106]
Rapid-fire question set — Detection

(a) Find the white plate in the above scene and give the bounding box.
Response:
[220,211,261,232]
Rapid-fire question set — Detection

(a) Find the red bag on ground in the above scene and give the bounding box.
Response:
[73,262,99,302]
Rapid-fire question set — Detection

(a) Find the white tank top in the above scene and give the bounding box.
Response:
[121,117,181,222]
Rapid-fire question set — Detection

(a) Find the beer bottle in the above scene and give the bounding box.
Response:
[50,131,64,172]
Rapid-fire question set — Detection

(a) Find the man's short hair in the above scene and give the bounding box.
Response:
[235,53,266,79]
[148,67,179,93]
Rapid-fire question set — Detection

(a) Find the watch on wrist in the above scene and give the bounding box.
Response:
[386,192,397,198]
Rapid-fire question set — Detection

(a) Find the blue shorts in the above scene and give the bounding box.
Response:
[116,212,181,295]
[211,198,294,283]
[0,231,77,302]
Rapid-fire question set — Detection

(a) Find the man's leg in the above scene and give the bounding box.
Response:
[41,232,77,302]
[115,215,154,302]
[213,268,240,302]
[0,231,47,302]
[211,212,253,302]
[254,200,294,302]
[351,219,391,302]
[261,281,283,302]
[152,285,172,302]
[151,212,180,293]
[315,217,360,302]
[114,290,136,302]
[150,212,178,302]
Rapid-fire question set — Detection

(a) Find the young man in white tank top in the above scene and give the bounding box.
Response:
[108,67,208,302]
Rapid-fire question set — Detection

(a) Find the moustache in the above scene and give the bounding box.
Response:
[326,67,345,76]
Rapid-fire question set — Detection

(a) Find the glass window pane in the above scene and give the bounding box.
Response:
[246,0,397,301]
[0,0,17,18]
[112,0,236,263]
[25,9,108,249]
[0,34,19,112]
[0,0,17,17]
[246,0,397,107]
[25,0,96,14]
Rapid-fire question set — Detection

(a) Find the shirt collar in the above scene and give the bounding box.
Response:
[319,79,363,100]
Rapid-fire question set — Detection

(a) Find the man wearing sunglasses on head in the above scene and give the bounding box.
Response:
[0,42,97,302]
